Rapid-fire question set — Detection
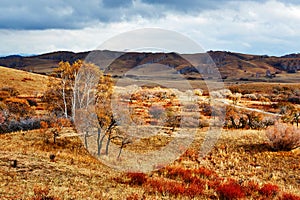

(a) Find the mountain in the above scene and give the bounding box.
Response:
[1,50,300,81]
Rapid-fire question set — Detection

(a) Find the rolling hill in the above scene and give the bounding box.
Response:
[0,66,48,95]
[1,50,300,82]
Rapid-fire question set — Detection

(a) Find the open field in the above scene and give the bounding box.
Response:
[0,128,299,199]
[0,66,299,199]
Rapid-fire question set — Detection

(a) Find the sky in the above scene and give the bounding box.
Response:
[0,0,300,56]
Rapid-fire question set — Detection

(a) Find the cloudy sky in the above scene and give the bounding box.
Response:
[0,0,300,56]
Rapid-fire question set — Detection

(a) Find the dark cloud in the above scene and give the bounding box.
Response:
[0,0,154,30]
[141,0,225,12]
[0,0,299,30]
[102,0,133,8]
[0,0,230,30]
[0,0,131,29]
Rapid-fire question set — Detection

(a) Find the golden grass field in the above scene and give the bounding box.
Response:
[0,66,299,199]
[0,66,48,95]
[0,128,299,199]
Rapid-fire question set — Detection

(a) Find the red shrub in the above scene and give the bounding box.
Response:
[184,175,204,185]
[195,166,215,178]
[146,178,185,196]
[126,172,148,186]
[145,179,163,193]
[166,181,185,196]
[243,180,260,196]
[207,179,221,190]
[165,166,192,180]
[280,193,300,200]
[259,183,279,197]
[216,180,245,199]
[184,183,204,197]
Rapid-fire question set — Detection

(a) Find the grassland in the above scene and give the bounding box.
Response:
[0,66,48,95]
[0,66,299,199]
[0,128,299,199]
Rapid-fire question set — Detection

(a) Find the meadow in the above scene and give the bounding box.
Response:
[0,65,299,199]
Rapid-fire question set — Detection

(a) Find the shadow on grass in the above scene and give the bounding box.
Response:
[237,143,272,153]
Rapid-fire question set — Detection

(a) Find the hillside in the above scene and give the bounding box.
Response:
[1,50,300,82]
[0,66,48,95]
[0,62,300,199]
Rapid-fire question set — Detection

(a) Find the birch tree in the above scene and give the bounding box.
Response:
[44,60,81,120]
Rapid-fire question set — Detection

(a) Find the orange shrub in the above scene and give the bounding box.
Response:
[0,91,10,101]
[5,97,32,117]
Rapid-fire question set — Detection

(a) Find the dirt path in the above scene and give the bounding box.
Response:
[215,99,282,117]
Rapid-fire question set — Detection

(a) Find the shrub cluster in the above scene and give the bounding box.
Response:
[0,117,48,134]
[225,107,275,130]
[266,122,300,151]
[118,164,300,199]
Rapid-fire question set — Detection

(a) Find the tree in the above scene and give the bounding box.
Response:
[44,60,81,120]
[72,63,120,155]
[45,60,127,157]
[95,74,117,155]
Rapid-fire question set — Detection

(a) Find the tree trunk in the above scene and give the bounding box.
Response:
[84,131,88,148]
[117,145,123,159]
[62,79,68,119]
[105,135,111,155]
[53,133,56,144]
[98,133,106,156]
[72,71,79,122]
[97,128,101,156]
[230,116,237,129]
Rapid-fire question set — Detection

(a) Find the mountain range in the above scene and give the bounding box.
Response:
[1,50,300,82]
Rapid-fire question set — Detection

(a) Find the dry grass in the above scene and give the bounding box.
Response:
[0,129,126,199]
[0,66,48,95]
[0,128,299,199]
[227,82,300,95]
[202,129,300,195]
[0,66,299,199]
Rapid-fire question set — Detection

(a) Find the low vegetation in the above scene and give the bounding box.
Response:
[0,61,300,199]
[266,122,300,151]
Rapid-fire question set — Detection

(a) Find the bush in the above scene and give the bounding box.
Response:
[0,91,10,101]
[259,183,279,197]
[146,178,185,197]
[27,98,38,106]
[0,87,19,97]
[266,123,300,151]
[0,117,43,134]
[126,172,148,186]
[216,180,245,199]
[32,185,60,200]
[288,96,300,104]
[280,193,300,200]
[242,180,260,196]
[5,97,32,117]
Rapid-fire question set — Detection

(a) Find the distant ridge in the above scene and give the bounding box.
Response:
[1,50,300,81]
